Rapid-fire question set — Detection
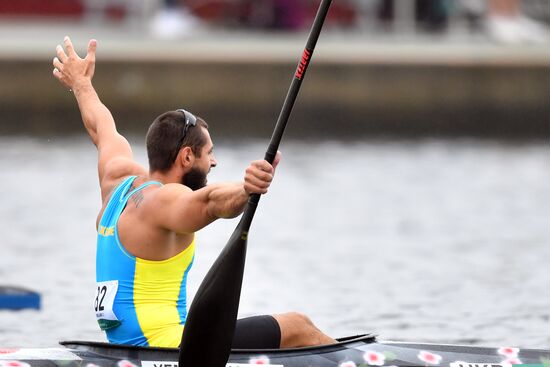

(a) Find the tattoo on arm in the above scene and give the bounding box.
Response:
[131,191,144,208]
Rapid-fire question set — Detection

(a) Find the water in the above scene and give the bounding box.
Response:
[0,136,549,349]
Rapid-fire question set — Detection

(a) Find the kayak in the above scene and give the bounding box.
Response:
[1,334,549,367]
[0,286,40,310]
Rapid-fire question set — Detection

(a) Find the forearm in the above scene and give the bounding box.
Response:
[206,182,249,219]
[204,155,278,219]
[72,81,116,147]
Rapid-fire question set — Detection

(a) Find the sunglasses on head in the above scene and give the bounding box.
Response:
[175,108,198,149]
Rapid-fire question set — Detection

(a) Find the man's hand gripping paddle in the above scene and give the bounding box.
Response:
[179,1,333,366]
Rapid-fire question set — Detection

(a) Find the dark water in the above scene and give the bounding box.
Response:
[0,136,549,348]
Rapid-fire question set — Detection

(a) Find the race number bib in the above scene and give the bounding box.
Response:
[94,280,121,330]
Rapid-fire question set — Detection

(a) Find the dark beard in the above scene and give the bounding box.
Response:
[182,166,207,191]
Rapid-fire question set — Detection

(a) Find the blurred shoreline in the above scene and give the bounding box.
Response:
[1,20,550,139]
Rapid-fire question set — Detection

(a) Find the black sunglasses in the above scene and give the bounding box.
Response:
[175,108,197,149]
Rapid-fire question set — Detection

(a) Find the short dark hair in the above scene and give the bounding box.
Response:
[146,110,209,173]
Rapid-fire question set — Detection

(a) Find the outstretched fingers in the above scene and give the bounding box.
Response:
[53,43,67,75]
[56,44,68,63]
[63,36,76,57]
[52,66,61,79]
[52,56,64,73]
[53,37,98,89]
[52,65,68,88]
[52,56,64,84]
[86,39,97,63]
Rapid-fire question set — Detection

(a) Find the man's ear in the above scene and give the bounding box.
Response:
[178,147,195,168]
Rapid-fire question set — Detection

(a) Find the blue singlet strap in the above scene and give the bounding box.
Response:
[122,180,163,202]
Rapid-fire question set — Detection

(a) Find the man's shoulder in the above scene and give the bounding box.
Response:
[104,157,147,181]
[100,159,148,201]
[154,183,193,200]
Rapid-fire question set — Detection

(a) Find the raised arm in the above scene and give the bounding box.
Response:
[52,37,146,200]
[153,154,280,234]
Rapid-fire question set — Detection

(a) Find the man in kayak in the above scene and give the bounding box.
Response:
[52,37,335,349]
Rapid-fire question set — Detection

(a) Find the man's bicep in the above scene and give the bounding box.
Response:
[97,133,133,177]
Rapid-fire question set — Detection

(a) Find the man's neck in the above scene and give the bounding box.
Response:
[149,170,181,185]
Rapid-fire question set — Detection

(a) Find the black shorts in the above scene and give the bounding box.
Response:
[232,315,281,349]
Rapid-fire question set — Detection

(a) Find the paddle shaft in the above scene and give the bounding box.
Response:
[246,0,333,222]
[179,2,332,366]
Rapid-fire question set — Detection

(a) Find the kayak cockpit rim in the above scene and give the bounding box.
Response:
[60,333,376,354]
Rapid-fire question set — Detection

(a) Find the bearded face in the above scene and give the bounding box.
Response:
[182,164,208,191]
[180,126,216,191]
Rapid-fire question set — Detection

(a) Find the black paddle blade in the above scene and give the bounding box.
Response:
[179,1,332,365]
[179,213,251,367]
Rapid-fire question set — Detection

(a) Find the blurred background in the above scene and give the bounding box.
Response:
[1,0,550,137]
[1,0,550,349]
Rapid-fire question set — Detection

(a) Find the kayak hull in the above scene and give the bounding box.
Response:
[1,335,550,367]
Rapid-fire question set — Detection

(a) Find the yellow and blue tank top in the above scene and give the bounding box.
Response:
[95,176,195,347]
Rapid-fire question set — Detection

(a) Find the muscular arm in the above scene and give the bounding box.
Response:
[153,155,280,234]
[53,37,146,200]
[153,182,248,234]
[72,81,117,148]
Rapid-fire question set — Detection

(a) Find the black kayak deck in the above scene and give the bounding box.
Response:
[58,335,550,367]
[1,334,549,366]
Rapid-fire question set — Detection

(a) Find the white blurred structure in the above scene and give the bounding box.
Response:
[148,0,202,38]
[484,0,549,43]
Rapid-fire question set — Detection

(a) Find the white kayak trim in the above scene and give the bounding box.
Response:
[0,348,80,361]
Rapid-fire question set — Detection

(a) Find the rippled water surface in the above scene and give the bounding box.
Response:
[0,136,549,348]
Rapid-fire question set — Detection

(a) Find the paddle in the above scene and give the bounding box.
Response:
[179,1,333,366]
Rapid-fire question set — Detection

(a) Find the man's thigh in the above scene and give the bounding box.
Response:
[232,315,281,349]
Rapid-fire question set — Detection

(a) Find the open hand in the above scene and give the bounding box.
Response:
[52,36,97,91]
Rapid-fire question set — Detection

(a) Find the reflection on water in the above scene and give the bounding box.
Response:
[0,136,549,348]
